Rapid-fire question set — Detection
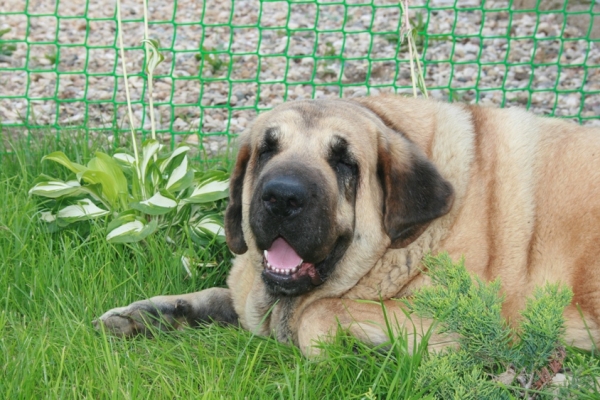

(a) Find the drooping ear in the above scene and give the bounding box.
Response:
[377,136,454,249]
[225,143,251,254]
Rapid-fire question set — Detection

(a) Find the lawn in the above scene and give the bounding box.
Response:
[1,132,600,399]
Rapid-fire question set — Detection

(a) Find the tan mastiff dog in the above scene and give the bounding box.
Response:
[95,95,600,356]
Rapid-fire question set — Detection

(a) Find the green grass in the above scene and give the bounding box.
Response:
[2,132,600,399]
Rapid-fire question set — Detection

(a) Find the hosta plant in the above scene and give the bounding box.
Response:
[29,139,229,245]
[30,1,229,252]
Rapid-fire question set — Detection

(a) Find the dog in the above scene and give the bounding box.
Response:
[95,95,600,356]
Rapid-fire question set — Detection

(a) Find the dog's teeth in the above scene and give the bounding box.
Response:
[267,262,273,270]
[264,250,268,259]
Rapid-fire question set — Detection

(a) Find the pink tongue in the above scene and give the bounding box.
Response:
[266,237,302,270]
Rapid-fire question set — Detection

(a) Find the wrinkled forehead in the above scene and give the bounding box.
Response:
[248,100,380,153]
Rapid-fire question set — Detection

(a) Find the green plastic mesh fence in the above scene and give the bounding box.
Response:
[0,0,599,153]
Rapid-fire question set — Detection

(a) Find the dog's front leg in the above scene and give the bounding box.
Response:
[296,298,451,357]
[93,287,238,337]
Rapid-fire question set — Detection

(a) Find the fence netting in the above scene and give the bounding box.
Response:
[0,0,599,152]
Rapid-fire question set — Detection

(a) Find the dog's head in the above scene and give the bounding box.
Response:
[225,98,454,297]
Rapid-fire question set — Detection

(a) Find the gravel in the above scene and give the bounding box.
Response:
[0,0,599,154]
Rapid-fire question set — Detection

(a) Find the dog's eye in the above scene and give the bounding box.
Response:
[258,144,277,162]
[335,159,356,176]
[334,161,357,176]
[258,147,274,160]
[258,128,279,161]
[328,137,356,177]
[331,157,358,199]
[329,151,357,176]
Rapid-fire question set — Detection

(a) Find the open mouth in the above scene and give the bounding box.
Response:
[262,237,323,286]
[259,233,352,296]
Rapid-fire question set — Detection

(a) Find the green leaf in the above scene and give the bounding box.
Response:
[106,219,158,243]
[190,215,225,241]
[78,184,110,206]
[113,153,136,166]
[106,210,137,232]
[29,180,82,198]
[39,210,57,223]
[189,215,225,246]
[145,161,161,189]
[106,220,143,241]
[79,169,120,208]
[130,190,178,215]
[141,38,165,75]
[169,171,194,194]
[194,169,229,181]
[159,145,190,174]
[185,178,229,203]
[89,152,129,198]
[166,156,193,192]
[55,199,110,223]
[140,139,161,182]
[42,152,87,174]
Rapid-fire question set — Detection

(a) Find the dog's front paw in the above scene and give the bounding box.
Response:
[93,300,182,337]
[93,305,146,337]
[93,289,238,337]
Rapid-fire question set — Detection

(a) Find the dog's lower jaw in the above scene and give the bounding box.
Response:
[261,269,319,297]
[260,232,353,297]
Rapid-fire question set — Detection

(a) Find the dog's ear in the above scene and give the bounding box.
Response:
[225,143,251,254]
[377,136,454,249]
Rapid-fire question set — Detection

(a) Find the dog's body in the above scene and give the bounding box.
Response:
[96,96,600,355]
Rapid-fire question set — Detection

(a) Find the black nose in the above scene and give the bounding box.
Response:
[261,176,307,217]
